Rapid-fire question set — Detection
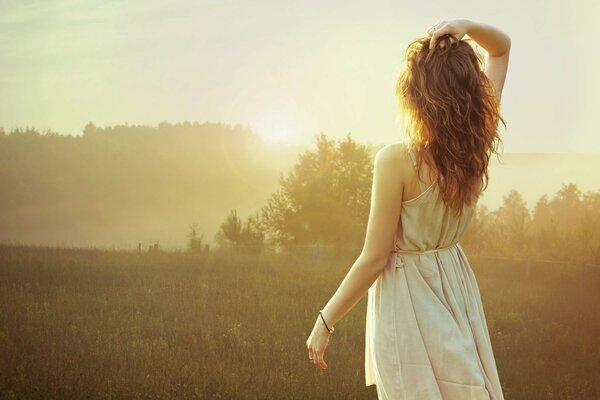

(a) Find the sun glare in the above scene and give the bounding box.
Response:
[255,113,303,145]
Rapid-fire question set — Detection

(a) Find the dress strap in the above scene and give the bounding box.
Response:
[408,148,427,193]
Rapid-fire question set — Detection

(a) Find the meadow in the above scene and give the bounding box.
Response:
[0,244,598,400]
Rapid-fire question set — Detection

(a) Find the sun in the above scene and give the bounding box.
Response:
[254,105,305,145]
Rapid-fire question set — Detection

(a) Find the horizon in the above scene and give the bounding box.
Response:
[3,121,600,156]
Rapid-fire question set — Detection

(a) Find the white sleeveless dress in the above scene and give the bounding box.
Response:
[364,147,505,399]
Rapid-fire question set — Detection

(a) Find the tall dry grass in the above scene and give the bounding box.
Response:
[0,244,598,399]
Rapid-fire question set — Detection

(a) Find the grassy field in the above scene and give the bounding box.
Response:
[0,244,598,400]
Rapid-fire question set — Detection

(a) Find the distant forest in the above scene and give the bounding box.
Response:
[0,122,306,250]
[1,123,598,266]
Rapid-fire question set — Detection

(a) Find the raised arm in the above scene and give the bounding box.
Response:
[463,20,511,104]
[428,19,511,103]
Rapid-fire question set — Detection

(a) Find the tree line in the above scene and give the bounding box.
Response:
[209,133,600,266]
[0,122,302,249]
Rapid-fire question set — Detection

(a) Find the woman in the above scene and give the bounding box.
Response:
[305,19,511,399]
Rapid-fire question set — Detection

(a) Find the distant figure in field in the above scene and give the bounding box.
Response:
[306,19,511,399]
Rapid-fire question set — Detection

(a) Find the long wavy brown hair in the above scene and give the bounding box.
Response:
[396,34,506,217]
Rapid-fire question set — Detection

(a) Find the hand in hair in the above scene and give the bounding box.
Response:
[427,19,470,50]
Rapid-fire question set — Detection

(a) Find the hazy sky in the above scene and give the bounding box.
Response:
[1,0,598,152]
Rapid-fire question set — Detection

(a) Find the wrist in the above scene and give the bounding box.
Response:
[315,317,330,334]
[317,310,335,334]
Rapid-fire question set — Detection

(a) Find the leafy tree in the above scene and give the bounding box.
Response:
[215,209,264,252]
[529,184,596,262]
[485,190,532,258]
[217,209,244,245]
[187,223,207,254]
[83,121,97,136]
[461,203,494,254]
[260,132,373,253]
[578,191,600,263]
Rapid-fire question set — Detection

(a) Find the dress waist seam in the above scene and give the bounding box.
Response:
[391,242,458,255]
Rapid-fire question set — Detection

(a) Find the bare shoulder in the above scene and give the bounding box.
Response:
[374,141,412,171]
[373,142,413,188]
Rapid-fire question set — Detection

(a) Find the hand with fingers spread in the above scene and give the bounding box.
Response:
[426,19,471,50]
